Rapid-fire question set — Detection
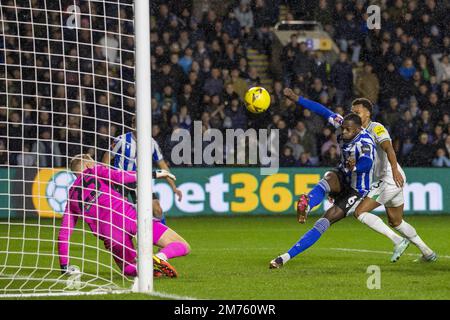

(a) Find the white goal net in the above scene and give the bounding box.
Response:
[0,0,148,296]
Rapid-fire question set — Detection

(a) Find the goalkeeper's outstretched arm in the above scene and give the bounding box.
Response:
[283,88,343,128]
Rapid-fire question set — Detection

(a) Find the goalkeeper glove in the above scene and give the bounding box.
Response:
[327,113,343,129]
[153,169,176,181]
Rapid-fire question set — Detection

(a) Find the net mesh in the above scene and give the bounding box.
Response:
[0,0,138,295]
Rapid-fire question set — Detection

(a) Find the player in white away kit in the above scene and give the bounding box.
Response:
[350,99,436,262]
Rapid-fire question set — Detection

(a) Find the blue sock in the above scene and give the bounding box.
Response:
[287,218,330,259]
[308,180,330,209]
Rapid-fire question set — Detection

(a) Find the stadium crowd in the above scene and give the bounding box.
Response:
[0,0,449,168]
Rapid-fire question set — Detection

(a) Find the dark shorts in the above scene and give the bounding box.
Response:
[328,168,363,215]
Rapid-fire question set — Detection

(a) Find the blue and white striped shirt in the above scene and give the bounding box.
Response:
[111,132,164,171]
[338,129,376,196]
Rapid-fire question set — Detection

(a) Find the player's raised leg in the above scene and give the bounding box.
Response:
[153,221,191,277]
[354,197,409,262]
[270,206,345,269]
[297,171,341,223]
[385,205,437,262]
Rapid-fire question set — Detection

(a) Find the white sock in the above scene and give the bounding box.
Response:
[395,220,433,257]
[155,252,168,261]
[280,253,291,263]
[358,212,403,245]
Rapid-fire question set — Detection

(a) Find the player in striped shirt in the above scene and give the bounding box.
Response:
[270,113,377,268]
[275,89,435,264]
[102,117,182,224]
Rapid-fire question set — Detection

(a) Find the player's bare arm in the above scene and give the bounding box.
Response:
[157,160,182,201]
[380,140,404,188]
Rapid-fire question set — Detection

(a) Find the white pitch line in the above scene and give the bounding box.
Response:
[325,247,450,259]
[150,291,199,300]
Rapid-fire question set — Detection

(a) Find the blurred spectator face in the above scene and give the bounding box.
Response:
[364,64,373,73]
[387,63,395,72]
[283,146,292,157]
[10,112,21,123]
[231,99,239,110]
[389,98,398,109]
[443,114,450,124]
[429,93,438,104]
[290,134,299,144]
[403,58,413,68]
[162,64,171,75]
[296,121,306,132]
[277,120,286,129]
[152,124,160,137]
[41,130,51,140]
[313,78,323,90]
[446,136,450,146]
[272,114,281,125]
[201,112,210,124]
[413,71,421,81]
[419,133,429,145]
[435,125,443,136]
[225,84,234,95]
[170,54,179,64]
[393,42,401,54]
[183,84,192,94]
[345,12,354,21]
[211,68,221,79]
[329,145,337,156]
[436,148,446,157]
[419,84,428,95]
[211,95,220,105]
[339,52,347,62]
[421,110,430,121]
[404,110,412,122]
[159,4,169,17]
[163,86,173,96]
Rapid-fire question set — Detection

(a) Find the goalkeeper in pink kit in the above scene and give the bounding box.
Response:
[58,154,190,278]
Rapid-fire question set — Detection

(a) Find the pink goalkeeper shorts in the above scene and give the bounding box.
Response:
[153,219,168,244]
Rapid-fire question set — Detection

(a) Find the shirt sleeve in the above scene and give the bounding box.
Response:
[111,135,123,155]
[355,142,374,173]
[371,123,391,144]
[95,164,137,184]
[152,139,164,162]
[58,199,78,267]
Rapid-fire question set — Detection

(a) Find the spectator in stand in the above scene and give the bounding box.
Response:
[285,134,304,161]
[331,52,353,106]
[233,0,254,29]
[322,145,340,167]
[291,120,317,158]
[431,148,450,167]
[355,62,380,104]
[407,133,434,166]
[280,146,297,167]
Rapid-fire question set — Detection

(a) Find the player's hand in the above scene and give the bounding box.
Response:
[174,188,182,201]
[392,167,404,188]
[346,158,356,171]
[155,169,176,181]
[283,88,299,102]
[327,113,343,129]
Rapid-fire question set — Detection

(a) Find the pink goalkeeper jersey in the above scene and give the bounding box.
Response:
[58,165,137,266]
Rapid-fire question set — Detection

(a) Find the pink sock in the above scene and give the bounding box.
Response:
[159,242,190,259]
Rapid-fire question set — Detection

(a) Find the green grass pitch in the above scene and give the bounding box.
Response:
[1,215,450,300]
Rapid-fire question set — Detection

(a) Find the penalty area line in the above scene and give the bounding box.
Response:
[324,247,450,259]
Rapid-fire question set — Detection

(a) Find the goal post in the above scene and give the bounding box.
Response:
[0,0,153,297]
[134,0,153,294]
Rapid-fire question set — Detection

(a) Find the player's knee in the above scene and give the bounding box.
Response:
[388,217,402,228]
[153,204,163,219]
